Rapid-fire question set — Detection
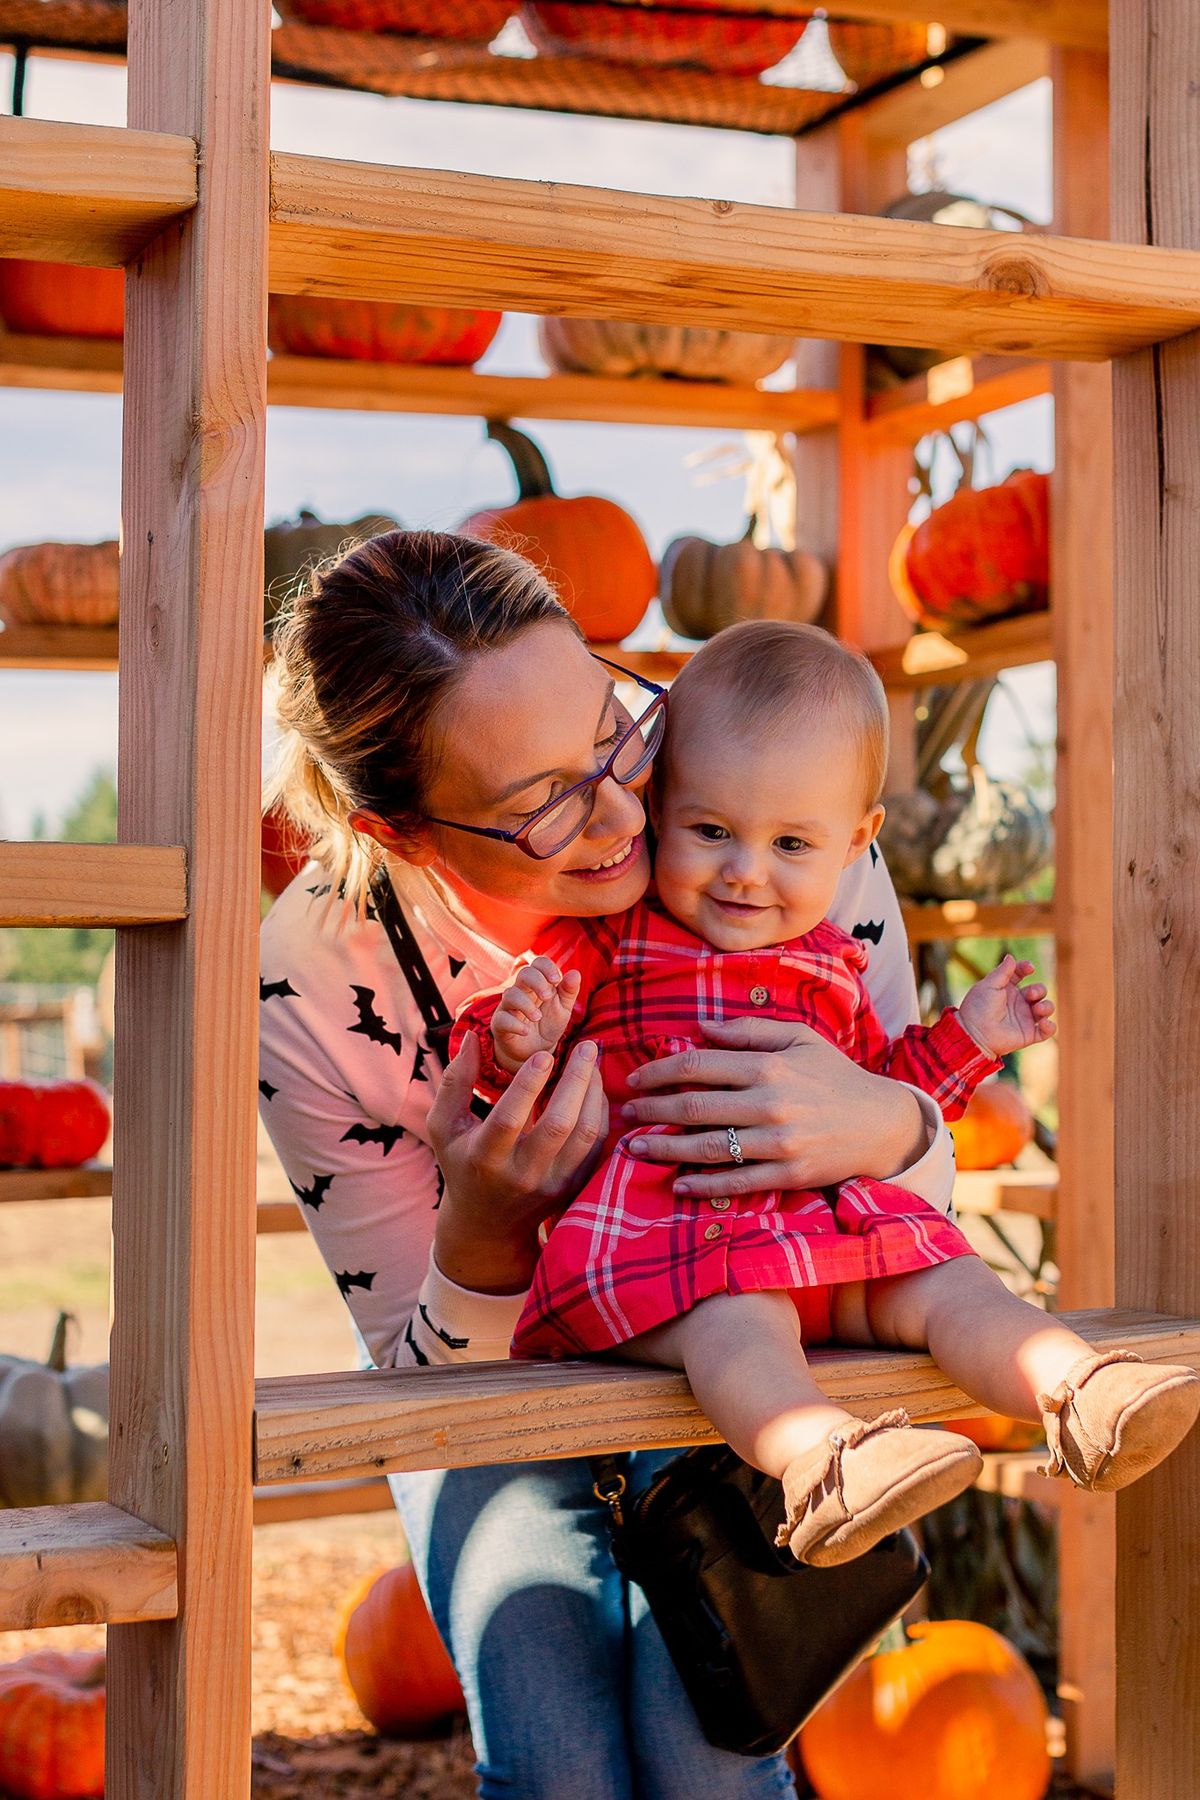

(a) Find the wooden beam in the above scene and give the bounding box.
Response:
[105,2,268,1797]
[0,332,123,394]
[952,1168,1058,1221]
[900,900,1056,943]
[1111,3,1200,1793]
[252,1477,392,1526]
[0,1503,177,1631]
[0,843,187,927]
[858,38,1052,147]
[870,610,1053,687]
[268,159,1200,362]
[0,623,119,669]
[0,116,195,265]
[821,0,1104,52]
[253,1309,1200,1485]
[864,356,1053,445]
[0,1164,113,1203]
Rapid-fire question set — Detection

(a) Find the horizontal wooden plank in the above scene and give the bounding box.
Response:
[268,159,1200,361]
[0,117,196,265]
[870,611,1053,688]
[0,332,123,395]
[820,0,1104,52]
[252,1308,1200,1484]
[252,1477,392,1527]
[0,1164,113,1203]
[901,899,1056,943]
[0,622,120,670]
[0,1502,177,1630]
[0,843,187,926]
[954,1167,1059,1221]
[864,355,1053,445]
[858,38,1052,146]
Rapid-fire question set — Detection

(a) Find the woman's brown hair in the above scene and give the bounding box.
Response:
[267,529,574,907]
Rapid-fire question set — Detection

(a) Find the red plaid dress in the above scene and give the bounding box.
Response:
[451,897,998,1360]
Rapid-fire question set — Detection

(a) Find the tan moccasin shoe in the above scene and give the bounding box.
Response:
[775,1409,983,1568]
[1038,1350,1200,1492]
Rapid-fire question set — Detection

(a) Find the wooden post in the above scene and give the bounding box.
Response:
[1110,2,1200,1793]
[106,1,268,1795]
[1050,46,1117,1790]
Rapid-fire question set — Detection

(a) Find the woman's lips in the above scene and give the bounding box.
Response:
[565,837,643,883]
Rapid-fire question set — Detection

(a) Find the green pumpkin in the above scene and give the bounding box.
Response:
[659,516,828,641]
[263,509,400,631]
[879,771,1052,902]
[0,1313,109,1508]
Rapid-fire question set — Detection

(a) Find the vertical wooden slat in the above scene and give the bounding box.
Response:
[1050,46,1116,1790]
[107,2,268,1796]
[1110,1,1200,1793]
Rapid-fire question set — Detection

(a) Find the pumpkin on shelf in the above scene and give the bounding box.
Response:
[337,1562,465,1736]
[0,541,120,630]
[0,1649,105,1800]
[879,770,1052,903]
[798,1619,1050,1800]
[537,317,795,387]
[267,296,502,367]
[263,508,400,631]
[459,421,656,642]
[522,2,808,73]
[659,516,827,641]
[954,1414,1044,1453]
[0,1081,111,1171]
[274,0,516,41]
[950,1080,1035,1173]
[0,1313,109,1509]
[890,469,1050,633]
[0,261,124,341]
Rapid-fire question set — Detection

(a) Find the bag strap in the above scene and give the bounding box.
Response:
[369,865,455,1070]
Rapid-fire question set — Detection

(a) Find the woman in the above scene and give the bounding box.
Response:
[259,530,956,1799]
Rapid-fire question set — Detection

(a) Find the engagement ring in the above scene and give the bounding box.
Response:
[727,1127,744,1165]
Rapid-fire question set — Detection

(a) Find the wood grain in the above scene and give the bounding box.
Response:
[1111,4,1200,1792]
[0,1503,177,1631]
[0,623,119,669]
[252,1310,1200,1485]
[870,611,1052,687]
[806,0,1104,50]
[0,843,186,926]
[864,356,1053,446]
[858,38,1050,147]
[900,900,1055,944]
[251,1478,392,1527]
[0,1164,114,1203]
[268,158,1200,362]
[0,116,195,264]
[952,1168,1058,1221]
[105,0,268,1795]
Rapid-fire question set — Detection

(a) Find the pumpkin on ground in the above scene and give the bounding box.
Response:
[459,421,655,642]
[0,1314,109,1509]
[949,1081,1035,1173]
[263,509,400,631]
[522,2,808,72]
[0,1081,110,1171]
[537,317,795,386]
[878,772,1052,902]
[262,804,313,897]
[274,0,515,40]
[337,1563,465,1736]
[799,1619,1050,1800]
[659,516,827,641]
[0,1650,105,1800]
[0,541,120,629]
[954,1414,1044,1453]
[0,261,124,340]
[267,296,502,366]
[889,468,1049,633]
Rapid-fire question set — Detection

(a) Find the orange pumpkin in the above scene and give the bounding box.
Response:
[275,0,515,39]
[337,1563,465,1736]
[0,261,124,340]
[889,469,1049,632]
[523,2,808,73]
[459,421,656,642]
[0,1650,105,1800]
[799,1621,1050,1800]
[261,804,313,897]
[954,1415,1044,1453]
[949,1081,1034,1173]
[267,296,501,366]
[0,541,120,629]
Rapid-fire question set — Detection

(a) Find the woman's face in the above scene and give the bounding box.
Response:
[413,621,653,923]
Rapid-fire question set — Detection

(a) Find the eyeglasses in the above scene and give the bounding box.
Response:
[421,655,668,861]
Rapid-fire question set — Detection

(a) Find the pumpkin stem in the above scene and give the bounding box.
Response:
[742,512,761,543]
[485,420,557,502]
[47,1309,73,1372]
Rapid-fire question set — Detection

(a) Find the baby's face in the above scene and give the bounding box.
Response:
[652,710,882,951]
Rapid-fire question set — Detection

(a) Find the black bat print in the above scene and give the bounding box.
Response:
[336,1269,377,1298]
[348,985,404,1055]
[289,1172,334,1211]
[433,1166,445,1210]
[447,956,466,980]
[869,842,880,866]
[340,1120,406,1155]
[258,1078,278,1102]
[411,1041,432,1083]
[306,882,332,898]
[418,1301,469,1351]
[402,1316,429,1366]
[852,919,885,946]
[260,976,299,1001]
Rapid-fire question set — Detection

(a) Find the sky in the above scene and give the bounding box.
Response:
[0,49,1054,837]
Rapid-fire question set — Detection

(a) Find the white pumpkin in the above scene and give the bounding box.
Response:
[660,517,828,641]
[0,1314,109,1508]
[538,317,795,386]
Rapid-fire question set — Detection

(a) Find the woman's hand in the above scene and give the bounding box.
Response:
[428,1032,608,1294]
[620,1016,931,1199]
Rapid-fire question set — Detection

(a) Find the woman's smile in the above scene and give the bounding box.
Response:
[564,834,645,883]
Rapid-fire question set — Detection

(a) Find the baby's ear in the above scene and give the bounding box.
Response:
[843,802,886,868]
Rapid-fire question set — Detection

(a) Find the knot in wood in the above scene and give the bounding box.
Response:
[712,198,734,216]
[980,252,1049,300]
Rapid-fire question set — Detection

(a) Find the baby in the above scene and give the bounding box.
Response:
[453,621,1200,1567]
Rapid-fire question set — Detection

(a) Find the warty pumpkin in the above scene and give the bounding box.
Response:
[522,2,808,72]
[889,469,1050,633]
[337,1562,465,1736]
[0,261,124,341]
[274,0,515,40]
[0,1313,109,1509]
[0,541,119,629]
[537,317,795,387]
[878,772,1052,903]
[0,1649,105,1800]
[659,516,827,641]
[458,421,656,642]
[949,1080,1035,1173]
[267,296,502,366]
[799,1619,1050,1800]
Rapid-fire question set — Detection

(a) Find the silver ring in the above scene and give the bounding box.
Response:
[727,1127,744,1166]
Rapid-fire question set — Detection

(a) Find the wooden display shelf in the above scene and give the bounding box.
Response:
[0,1163,113,1203]
[0,116,195,264]
[953,1167,1059,1220]
[268,157,1200,361]
[0,842,188,928]
[0,1501,177,1631]
[901,899,1055,942]
[0,622,119,670]
[0,331,837,432]
[252,1309,1200,1485]
[870,610,1053,687]
[864,354,1053,444]
[252,1477,392,1527]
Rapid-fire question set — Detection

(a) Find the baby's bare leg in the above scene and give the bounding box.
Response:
[620,1292,856,1477]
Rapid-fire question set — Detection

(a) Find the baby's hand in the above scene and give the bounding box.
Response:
[958,953,1056,1058]
[491,956,583,1074]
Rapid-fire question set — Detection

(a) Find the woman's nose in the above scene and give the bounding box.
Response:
[588,775,645,841]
